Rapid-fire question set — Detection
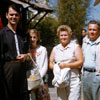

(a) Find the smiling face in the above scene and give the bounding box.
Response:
[59,31,71,47]
[30,32,38,47]
[6,7,20,26]
[88,24,100,41]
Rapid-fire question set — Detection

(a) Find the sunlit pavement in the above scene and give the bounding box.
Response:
[49,87,57,100]
[49,87,83,100]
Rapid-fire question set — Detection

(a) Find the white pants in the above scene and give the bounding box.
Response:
[57,69,81,100]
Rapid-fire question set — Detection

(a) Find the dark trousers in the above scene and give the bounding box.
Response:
[0,70,6,100]
[2,62,29,100]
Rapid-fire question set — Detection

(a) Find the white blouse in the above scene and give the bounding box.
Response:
[35,45,48,78]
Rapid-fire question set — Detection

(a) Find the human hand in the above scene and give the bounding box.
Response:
[17,53,31,61]
[59,63,69,69]
[59,63,65,69]
[16,54,26,61]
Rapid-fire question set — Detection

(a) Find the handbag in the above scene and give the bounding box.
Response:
[27,55,44,91]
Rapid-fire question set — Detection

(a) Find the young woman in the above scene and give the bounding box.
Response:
[27,29,49,100]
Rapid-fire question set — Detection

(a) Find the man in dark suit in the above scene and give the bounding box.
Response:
[0,4,31,100]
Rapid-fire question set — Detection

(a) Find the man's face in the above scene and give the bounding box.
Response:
[6,7,20,26]
[82,30,86,37]
[88,24,100,41]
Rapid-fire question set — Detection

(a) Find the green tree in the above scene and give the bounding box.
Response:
[56,0,90,44]
[36,17,58,46]
[26,1,58,47]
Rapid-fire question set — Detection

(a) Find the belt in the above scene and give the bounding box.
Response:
[84,68,96,72]
[8,60,24,63]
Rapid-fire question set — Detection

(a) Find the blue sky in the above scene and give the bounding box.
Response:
[49,0,57,7]
[49,0,100,22]
[86,0,100,22]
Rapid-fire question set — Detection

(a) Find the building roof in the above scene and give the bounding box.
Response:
[9,0,54,28]
[10,0,53,13]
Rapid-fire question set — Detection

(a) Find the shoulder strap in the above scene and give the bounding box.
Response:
[29,54,38,68]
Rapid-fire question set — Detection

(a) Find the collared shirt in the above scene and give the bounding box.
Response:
[53,42,80,77]
[53,42,79,63]
[83,37,100,69]
[0,26,27,61]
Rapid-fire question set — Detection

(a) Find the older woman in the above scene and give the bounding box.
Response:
[49,25,83,100]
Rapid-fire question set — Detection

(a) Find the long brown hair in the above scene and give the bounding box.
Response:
[27,29,42,48]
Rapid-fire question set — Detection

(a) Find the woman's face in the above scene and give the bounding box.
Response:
[59,31,71,47]
[30,33,38,46]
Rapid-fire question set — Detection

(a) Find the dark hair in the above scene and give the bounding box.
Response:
[82,29,87,32]
[88,20,100,30]
[7,4,21,14]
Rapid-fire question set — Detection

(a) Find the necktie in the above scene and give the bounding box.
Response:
[14,32,20,56]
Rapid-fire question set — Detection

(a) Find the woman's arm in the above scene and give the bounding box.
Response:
[49,49,55,70]
[59,46,83,69]
[39,47,48,78]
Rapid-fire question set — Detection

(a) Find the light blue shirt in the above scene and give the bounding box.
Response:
[83,40,96,69]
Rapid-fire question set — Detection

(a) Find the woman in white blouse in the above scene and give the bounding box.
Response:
[49,25,83,100]
[27,29,48,100]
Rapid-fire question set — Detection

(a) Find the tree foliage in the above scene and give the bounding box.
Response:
[26,1,58,47]
[56,0,90,43]
[36,17,58,46]
[27,0,91,46]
